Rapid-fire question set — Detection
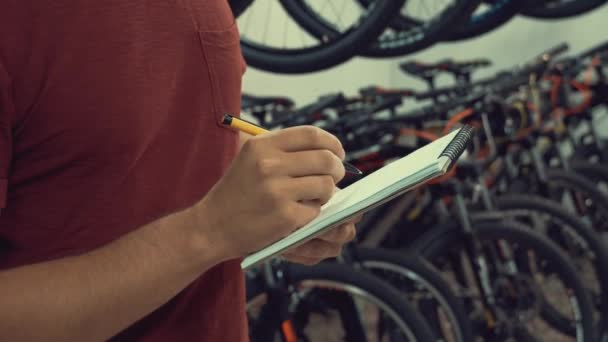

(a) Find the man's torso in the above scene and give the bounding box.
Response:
[0,1,247,340]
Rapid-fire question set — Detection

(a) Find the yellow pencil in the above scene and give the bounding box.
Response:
[221,114,268,136]
[221,114,363,175]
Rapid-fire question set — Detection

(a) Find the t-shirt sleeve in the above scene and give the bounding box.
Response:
[0,62,13,211]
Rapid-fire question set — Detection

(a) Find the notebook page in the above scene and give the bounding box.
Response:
[313,129,458,218]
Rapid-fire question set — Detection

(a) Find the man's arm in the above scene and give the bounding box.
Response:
[0,204,221,341]
[0,126,356,341]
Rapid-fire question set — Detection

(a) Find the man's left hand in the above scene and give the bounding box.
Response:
[281,216,360,265]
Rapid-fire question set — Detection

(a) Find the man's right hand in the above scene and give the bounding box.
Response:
[195,126,347,261]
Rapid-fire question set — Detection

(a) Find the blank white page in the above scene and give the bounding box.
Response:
[318,129,458,217]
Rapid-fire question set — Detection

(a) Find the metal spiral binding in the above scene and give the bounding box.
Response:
[439,125,475,167]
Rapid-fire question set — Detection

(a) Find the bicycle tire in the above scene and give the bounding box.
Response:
[521,0,608,19]
[228,0,252,17]
[491,194,608,338]
[444,0,527,41]
[246,262,436,341]
[236,0,405,73]
[410,220,596,341]
[353,247,474,342]
[570,160,608,184]
[545,168,608,231]
[280,0,482,58]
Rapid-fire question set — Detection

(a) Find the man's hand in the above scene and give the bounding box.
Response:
[236,127,357,265]
[281,215,360,265]
[196,126,347,261]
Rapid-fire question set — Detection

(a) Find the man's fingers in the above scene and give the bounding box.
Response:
[281,254,322,266]
[272,126,345,160]
[289,202,322,229]
[348,215,363,224]
[279,150,345,183]
[285,239,342,259]
[319,223,357,243]
[288,176,336,205]
[281,225,357,265]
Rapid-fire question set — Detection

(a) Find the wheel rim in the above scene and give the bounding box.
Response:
[247,279,419,341]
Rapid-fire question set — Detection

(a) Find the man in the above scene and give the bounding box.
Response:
[0,1,357,341]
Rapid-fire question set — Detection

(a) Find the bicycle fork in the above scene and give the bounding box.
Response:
[453,183,521,338]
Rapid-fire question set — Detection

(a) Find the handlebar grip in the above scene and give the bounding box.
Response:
[519,43,570,76]
[535,42,570,63]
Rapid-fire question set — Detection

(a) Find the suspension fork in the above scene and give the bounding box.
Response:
[452,186,499,326]
[585,111,608,161]
[574,108,608,162]
[333,245,369,342]
[564,113,597,162]
[549,131,573,172]
[528,136,591,218]
[470,171,520,277]
[595,61,606,83]
[525,138,551,196]
[250,261,297,342]
[453,178,521,329]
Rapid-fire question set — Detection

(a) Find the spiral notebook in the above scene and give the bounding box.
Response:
[241,126,474,269]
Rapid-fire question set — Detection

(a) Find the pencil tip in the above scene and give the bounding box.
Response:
[344,162,363,175]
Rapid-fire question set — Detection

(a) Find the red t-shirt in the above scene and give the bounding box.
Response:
[0,1,247,340]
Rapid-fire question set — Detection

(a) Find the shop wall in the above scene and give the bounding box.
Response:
[241,6,608,107]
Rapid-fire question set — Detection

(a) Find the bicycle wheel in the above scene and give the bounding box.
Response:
[570,160,608,190]
[521,0,608,19]
[410,220,596,341]
[280,0,481,58]
[545,168,608,232]
[486,194,608,338]
[246,262,436,341]
[235,0,405,73]
[352,247,474,342]
[229,0,252,16]
[443,0,527,41]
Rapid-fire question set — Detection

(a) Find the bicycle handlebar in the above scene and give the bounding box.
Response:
[517,42,570,77]
[535,42,570,64]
